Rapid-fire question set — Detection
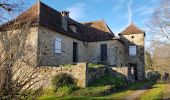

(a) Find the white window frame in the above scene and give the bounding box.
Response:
[54,38,62,54]
[129,46,137,56]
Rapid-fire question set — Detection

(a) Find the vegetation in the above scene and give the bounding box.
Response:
[89,74,127,88]
[140,84,165,100]
[88,63,105,68]
[39,81,154,100]
[146,70,161,82]
[51,73,76,91]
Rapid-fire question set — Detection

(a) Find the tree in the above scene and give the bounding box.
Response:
[0,1,45,99]
[148,0,170,42]
[150,41,170,74]
[145,51,152,69]
[0,0,26,23]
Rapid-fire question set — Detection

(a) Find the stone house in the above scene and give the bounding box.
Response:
[0,2,145,80]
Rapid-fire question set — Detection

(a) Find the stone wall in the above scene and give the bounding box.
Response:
[120,33,145,80]
[38,27,88,66]
[87,66,108,84]
[86,40,125,66]
[12,62,132,89]
[37,27,126,67]
[111,67,129,78]
[39,63,88,88]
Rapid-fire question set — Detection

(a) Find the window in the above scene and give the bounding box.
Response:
[129,46,136,56]
[131,36,134,39]
[69,25,77,33]
[55,38,62,53]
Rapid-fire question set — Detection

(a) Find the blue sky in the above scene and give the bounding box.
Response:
[26,0,160,46]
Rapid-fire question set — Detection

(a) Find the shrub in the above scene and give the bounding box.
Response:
[51,73,75,91]
[146,71,161,82]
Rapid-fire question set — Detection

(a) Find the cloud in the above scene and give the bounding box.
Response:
[66,3,86,20]
[127,0,133,24]
[112,0,126,12]
[150,0,158,3]
[134,6,154,16]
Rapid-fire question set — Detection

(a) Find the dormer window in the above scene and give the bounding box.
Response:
[69,25,77,33]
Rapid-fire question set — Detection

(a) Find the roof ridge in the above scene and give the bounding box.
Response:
[81,19,104,24]
[119,23,145,35]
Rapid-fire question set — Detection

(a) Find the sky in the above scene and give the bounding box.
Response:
[26,0,160,46]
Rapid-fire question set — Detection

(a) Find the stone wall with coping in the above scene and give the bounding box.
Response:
[111,67,129,78]
[12,62,131,89]
[36,63,88,88]
[86,66,108,84]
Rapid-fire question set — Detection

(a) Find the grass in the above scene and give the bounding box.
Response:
[140,83,165,100]
[88,63,106,68]
[39,82,153,100]
[89,74,127,88]
[39,79,155,100]
[103,81,155,99]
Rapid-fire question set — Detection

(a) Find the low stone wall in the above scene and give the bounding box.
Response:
[111,67,129,77]
[11,62,131,89]
[37,63,88,88]
[87,66,108,84]
[32,65,131,88]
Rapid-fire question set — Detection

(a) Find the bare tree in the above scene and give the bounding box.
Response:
[0,1,46,99]
[148,0,170,42]
[149,41,170,75]
[0,0,27,23]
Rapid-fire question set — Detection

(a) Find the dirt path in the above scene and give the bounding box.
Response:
[123,89,147,100]
[123,84,152,100]
[162,83,170,100]
[123,88,148,100]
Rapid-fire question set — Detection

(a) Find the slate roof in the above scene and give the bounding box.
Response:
[0,1,116,42]
[119,23,145,35]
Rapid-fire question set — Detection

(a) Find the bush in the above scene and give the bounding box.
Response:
[146,71,161,82]
[51,73,75,91]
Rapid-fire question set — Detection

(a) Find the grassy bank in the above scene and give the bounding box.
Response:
[39,81,154,100]
[140,83,165,100]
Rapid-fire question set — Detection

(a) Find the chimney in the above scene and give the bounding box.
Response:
[61,11,70,31]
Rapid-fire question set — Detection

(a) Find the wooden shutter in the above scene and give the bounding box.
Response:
[55,38,62,53]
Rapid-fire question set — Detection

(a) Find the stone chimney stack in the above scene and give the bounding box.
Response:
[61,11,70,31]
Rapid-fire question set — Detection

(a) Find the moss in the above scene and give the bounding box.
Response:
[88,63,106,68]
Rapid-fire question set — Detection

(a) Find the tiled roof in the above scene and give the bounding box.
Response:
[119,23,145,35]
[0,1,115,42]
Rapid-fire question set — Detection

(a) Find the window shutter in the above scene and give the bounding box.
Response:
[129,46,136,56]
[55,38,62,53]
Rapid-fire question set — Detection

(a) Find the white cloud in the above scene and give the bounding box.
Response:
[66,3,86,20]
[112,0,126,12]
[150,0,159,3]
[134,6,154,16]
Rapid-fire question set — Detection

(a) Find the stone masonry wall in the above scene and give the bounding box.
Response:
[38,27,88,66]
[87,66,108,84]
[38,27,126,66]
[87,40,125,66]
[12,62,130,89]
[121,33,145,80]
[111,67,129,78]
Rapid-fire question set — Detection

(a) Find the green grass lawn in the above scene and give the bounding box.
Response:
[39,81,154,100]
[140,83,165,100]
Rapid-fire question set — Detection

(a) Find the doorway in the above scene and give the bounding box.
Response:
[101,44,107,61]
[73,42,78,62]
[129,63,138,81]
